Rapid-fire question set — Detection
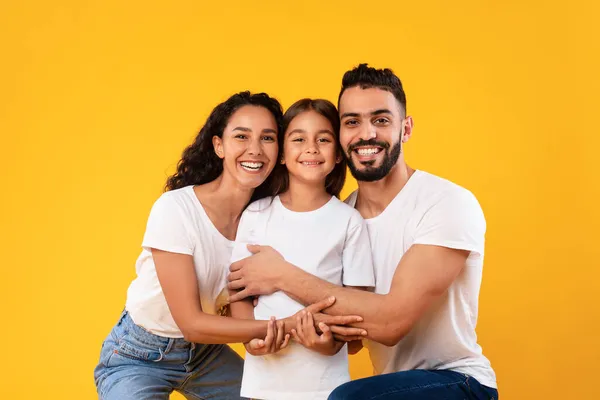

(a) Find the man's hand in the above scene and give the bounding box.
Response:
[244,317,290,356]
[291,311,344,356]
[228,245,288,302]
[288,297,368,341]
[314,312,368,342]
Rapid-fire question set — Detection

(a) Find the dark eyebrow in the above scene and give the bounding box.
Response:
[232,126,277,134]
[317,129,334,135]
[287,129,334,136]
[340,112,360,119]
[340,109,394,119]
[371,109,393,116]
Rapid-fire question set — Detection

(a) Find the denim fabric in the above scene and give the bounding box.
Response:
[328,369,498,400]
[94,310,244,399]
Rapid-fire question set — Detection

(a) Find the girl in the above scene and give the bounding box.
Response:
[230,98,375,400]
[94,92,347,400]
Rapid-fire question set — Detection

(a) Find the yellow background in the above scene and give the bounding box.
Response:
[1,1,598,399]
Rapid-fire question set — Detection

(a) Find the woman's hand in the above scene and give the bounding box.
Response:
[244,317,290,356]
[347,340,363,355]
[290,311,344,356]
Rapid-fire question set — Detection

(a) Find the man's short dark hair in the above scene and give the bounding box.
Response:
[338,63,407,115]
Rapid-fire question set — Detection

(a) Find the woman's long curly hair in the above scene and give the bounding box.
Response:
[165,91,284,202]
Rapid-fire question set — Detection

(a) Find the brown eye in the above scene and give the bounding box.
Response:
[374,118,390,125]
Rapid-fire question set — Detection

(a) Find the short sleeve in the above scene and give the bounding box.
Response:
[142,193,195,255]
[342,211,376,287]
[413,189,486,256]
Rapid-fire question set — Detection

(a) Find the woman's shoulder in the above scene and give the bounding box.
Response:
[151,186,197,211]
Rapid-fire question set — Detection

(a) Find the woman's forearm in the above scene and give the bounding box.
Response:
[183,313,269,344]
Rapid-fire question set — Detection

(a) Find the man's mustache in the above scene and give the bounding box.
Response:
[348,139,390,153]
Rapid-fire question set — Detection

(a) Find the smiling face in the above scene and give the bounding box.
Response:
[339,86,413,182]
[282,110,340,188]
[212,105,280,190]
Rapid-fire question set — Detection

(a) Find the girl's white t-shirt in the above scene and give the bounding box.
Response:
[231,195,375,400]
[125,185,233,338]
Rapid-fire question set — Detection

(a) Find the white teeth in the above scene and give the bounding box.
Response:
[240,162,263,170]
[302,161,322,165]
[356,148,380,155]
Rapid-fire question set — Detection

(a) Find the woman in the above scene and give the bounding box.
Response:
[93,92,354,400]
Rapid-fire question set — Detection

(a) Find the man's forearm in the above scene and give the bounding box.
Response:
[277,263,398,344]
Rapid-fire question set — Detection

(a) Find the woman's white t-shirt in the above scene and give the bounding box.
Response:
[231,195,375,400]
[125,185,233,338]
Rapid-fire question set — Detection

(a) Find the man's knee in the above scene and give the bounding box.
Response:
[328,381,363,400]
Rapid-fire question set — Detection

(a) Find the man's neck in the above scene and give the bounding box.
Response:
[355,162,415,219]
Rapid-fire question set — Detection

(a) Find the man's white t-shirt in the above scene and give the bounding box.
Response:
[345,170,497,389]
[125,186,232,338]
[231,195,375,400]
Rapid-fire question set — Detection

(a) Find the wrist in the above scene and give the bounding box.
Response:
[281,316,294,335]
[275,260,295,292]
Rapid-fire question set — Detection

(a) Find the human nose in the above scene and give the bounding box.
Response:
[304,141,319,154]
[247,137,262,156]
[357,122,377,141]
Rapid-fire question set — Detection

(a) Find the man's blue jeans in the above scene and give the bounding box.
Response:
[328,369,498,399]
[94,310,244,399]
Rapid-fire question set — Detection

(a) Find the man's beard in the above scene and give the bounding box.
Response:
[346,139,402,182]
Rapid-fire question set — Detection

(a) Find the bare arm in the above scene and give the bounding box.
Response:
[154,248,356,344]
[153,249,275,343]
[228,244,468,346]
[229,292,255,320]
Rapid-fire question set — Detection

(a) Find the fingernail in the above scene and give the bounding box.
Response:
[362,330,367,335]
[329,296,335,301]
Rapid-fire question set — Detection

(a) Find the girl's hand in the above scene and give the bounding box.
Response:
[290,311,344,356]
[245,317,290,356]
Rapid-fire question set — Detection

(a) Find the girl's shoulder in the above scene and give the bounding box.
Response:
[244,196,275,213]
[327,196,365,225]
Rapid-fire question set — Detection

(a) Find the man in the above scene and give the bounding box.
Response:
[228,64,498,399]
